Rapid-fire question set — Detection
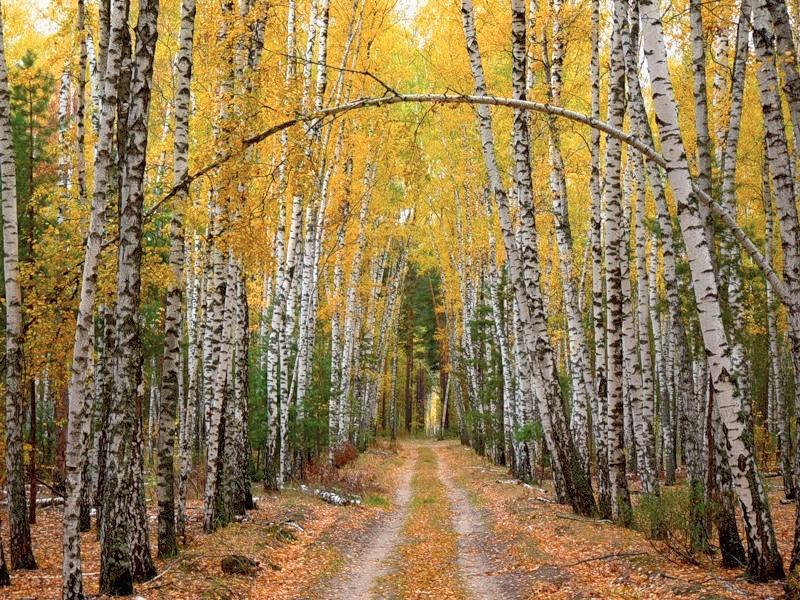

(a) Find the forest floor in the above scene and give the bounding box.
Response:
[0,439,794,599]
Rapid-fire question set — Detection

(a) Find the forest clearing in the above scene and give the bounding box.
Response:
[2,0,800,596]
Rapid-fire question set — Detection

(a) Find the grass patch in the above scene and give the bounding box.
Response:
[412,495,439,507]
[362,491,392,508]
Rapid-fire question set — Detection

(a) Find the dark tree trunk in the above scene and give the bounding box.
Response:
[54,385,68,486]
[0,515,9,586]
[28,379,37,525]
[405,306,414,433]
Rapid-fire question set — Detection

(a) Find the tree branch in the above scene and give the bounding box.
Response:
[149,92,794,311]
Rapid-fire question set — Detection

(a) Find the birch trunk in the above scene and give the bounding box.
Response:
[489,249,514,467]
[462,0,596,516]
[618,164,651,490]
[603,9,633,524]
[764,164,795,499]
[214,256,237,522]
[94,307,115,537]
[157,0,195,558]
[129,391,155,582]
[689,0,716,263]
[296,204,317,422]
[102,0,161,589]
[540,0,594,477]
[178,238,202,540]
[148,359,158,463]
[233,266,252,513]
[328,187,350,448]
[718,0,752,422]
[649,237,675,482]
[0,0,37,573]
[265,192,302,489]
[751,0,800,575]
[337,170,374,443]
[632,150,658,495]
[763,0,800,156]
[512,297,537,482]
[62,0,126,591]
[203,246,231,529]
[619,0,689,491]
[586,0,612,517]
[639,0,784,578]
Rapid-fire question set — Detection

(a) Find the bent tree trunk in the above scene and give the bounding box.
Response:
[637,0,784,581]
[461,0,596,516]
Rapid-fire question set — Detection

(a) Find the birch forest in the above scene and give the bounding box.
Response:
[1,0,800,596]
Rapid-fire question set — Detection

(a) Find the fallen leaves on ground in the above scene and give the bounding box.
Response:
[441,440,787,599]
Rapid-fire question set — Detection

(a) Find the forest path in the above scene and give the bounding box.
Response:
[323,445,418,599]
[322,440,521,599]
[434,443,517,599]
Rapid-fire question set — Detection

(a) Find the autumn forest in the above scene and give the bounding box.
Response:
[0,0,799,596]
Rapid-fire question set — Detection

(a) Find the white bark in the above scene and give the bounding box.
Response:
[462,0,596,515]
[639,0,784,578]
[632,150,658,495]
[158,0,195,557]
[106,0,160,585]
[603,8,633,524]
[541,0,594,477]
[0,0,37,574]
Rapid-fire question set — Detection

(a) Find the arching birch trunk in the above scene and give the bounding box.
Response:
[462,0,596,516]
[638,0,784,579]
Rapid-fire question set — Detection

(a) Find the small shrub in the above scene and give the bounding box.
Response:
[333,441,359,468]
[265,523,300,543]
[785,571,800,600]
[636,486,711,564]
[336,467,380,495]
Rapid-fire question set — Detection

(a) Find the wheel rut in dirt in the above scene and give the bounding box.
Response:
[324,446,417,599]
[434,443,522,600]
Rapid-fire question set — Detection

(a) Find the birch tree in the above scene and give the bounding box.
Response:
[462,0,596,516]
[0,0,37,573]
[102,0,161,588]
[603,7,633,524]
[157,0,196,559]
[638,0,784,579]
